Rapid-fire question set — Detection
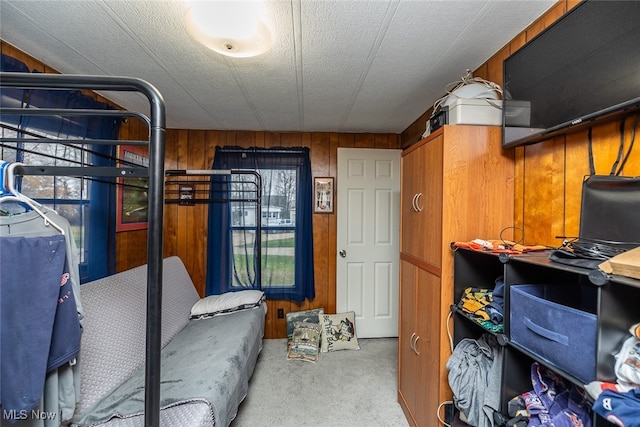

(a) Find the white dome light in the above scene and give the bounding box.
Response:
[184,1,271,58]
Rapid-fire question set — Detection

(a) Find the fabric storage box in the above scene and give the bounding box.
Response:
[510,284,597,383]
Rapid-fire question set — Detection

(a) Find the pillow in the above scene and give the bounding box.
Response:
[286,321,321,363]
[190,290,265,319]
[320,311,360,352]
[286,308,324,344]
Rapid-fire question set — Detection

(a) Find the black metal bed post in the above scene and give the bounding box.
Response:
[0,72,166,427]
[144,78,166,427]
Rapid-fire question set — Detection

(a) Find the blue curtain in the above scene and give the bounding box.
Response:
[1,54,119,281]
[0,54,29,130]
[206,146,315,302]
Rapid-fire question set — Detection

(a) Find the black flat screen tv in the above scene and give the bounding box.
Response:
[502,0,640,148]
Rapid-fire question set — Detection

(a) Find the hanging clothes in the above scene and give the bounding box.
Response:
[1,235,68,413]
[446,333,504,427]
[0,208,83,426]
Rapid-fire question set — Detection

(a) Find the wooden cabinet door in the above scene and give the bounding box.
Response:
[401,146,426,259]
[401,135,443,266]
[399,261,443,427]
[398,260,418,423]
[421,135,443,267]
[413,267,442,426]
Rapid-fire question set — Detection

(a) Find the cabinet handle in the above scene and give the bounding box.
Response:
[413,335,420,355]
[409,332,416,351]
[411,194,418,212]
[415,193,424,212]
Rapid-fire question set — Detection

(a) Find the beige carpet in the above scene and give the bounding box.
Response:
[231,338,410,427]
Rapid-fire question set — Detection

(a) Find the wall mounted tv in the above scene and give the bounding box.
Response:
[502,0,640,148]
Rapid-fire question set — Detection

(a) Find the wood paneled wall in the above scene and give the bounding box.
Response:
[157,130,400,339]
[115,127,401,338]
[402,0,640,249]
[2,40,400,339]
[6,0,639,337]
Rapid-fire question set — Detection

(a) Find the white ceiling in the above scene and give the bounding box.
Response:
[0,0,555,134]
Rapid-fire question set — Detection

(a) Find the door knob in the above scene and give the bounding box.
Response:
[339,250,346,258]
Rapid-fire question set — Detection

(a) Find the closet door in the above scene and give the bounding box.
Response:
[401,145,427,260]
[413,266,441,426]
[398,261,442,426]
[400,136,443,266]
[420,135,443,268]
[399,260,419,422]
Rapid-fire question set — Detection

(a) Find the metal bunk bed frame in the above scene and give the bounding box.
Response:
[164,169,263,290]
[0,72,166,427]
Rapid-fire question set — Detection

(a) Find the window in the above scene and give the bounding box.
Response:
[0,130,89,263]
[1,54,119,282]
[0,127,117,283]
[206,147,315,302]
[231,168,297,288]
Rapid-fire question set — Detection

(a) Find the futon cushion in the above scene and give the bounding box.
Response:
[319,311,360,352]
[190,290,265,319]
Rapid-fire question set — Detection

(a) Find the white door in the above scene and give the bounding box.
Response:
[337,147,402,338]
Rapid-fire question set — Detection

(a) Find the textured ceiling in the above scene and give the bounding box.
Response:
[0,0,555,134]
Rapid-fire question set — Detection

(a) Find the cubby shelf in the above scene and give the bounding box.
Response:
[452,246,640,427]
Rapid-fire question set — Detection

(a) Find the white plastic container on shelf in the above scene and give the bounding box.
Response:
[447,98,503,126]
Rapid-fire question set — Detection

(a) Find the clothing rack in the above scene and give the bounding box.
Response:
[164,169,263,290]
[0,72,166,427]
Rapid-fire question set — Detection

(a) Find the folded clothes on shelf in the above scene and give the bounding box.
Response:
[452,239,548,254]
[501,362,593,427]
[592,388,640,427]
[456,283,504,332]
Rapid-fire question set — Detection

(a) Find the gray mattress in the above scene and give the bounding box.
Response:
[73,305,265,427]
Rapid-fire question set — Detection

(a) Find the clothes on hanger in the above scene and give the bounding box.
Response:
[1,205,83,426]
[0,161,66,234]
[1,235,71,413]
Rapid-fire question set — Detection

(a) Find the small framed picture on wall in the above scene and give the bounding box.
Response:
[116,145,149,231]
[314,177,334,213]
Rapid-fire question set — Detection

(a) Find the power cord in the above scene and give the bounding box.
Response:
[446,309,454,353]
[423,70,503,138]
[437,400,454,427]
[615,112,640,175]
[430,69,503,117]
[558,236,636,260]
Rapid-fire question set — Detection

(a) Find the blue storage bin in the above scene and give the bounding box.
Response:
[510,284,597,383]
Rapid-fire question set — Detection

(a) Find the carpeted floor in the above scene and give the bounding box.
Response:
[231,338,410,427]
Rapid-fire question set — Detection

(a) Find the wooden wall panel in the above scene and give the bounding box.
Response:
[127,128,400,339]
[10,0,635,340]
[115,117,150,272]
[399,0,640,253]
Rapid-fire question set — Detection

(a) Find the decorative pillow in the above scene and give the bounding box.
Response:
[287,321,322,363]
[190,290,265,319]
[286,308,324,345]
[320,311,360,352]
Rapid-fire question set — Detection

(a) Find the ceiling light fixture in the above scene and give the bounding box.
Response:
[184,1,272,58]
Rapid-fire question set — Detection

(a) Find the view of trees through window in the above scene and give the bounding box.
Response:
[230,169,296,289]
[0,127,88,263]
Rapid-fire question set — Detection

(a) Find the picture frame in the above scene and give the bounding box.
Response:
[116,145,149,231]
[314,177,334,213]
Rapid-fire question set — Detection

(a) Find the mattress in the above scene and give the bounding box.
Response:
[72,304,265,427]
